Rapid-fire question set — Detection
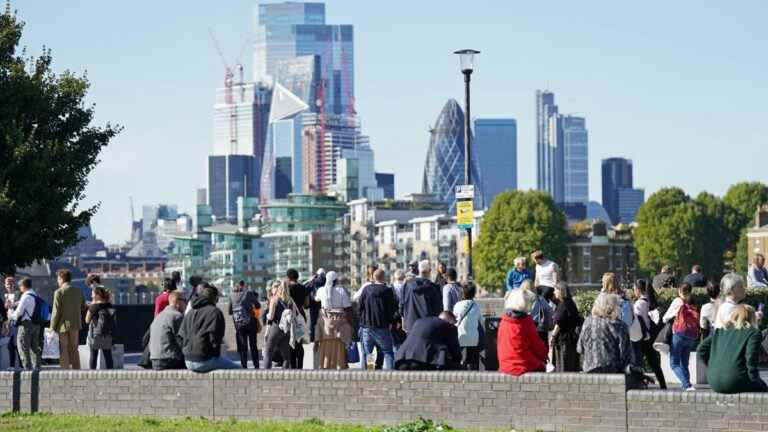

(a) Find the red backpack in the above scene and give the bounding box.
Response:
[672,303,699,338]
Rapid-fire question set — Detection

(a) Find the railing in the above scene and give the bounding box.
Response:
[113,292,159,305]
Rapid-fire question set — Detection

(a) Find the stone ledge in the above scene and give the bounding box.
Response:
[627,389,768,404]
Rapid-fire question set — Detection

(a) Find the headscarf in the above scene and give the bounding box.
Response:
[323,271,339,308]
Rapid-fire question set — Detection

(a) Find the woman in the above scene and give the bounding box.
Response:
[85,286,115,370]
[497,288,547,376]
[699,281,721,339]
[263,280,292,369]
[453,283,482,371]
[577,293,631,374]
[662,283,699,391]
[632,279,666,389]
[551,282,581,372]
[601,273,633,328]
[698,305,768,393]
[313,271,353,369]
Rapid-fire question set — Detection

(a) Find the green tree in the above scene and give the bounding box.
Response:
[0,9,119,274]
[734,229,750,275]
[474,190,567,293]
[692,191,732,278]
[723,182,768,232]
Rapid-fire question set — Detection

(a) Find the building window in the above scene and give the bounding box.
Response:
[582,247,591,271]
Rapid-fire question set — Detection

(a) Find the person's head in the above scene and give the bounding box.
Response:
[505,287,537,314]
[661,265,671,274]
[408,261,418,276]
[691,264,702,274]
[19,278,31,293]
[189,275,203,289]
[393,269,405,284]
[168,290,186,312]
[439,310,457,325]
[162,278,174,293]
[591,293,621,320]
[462,283,476,301]
[4,276,16,292]
[513,257,527,271]
[235,280,246,292]
[286,268,299,282]
[727,304,758,330]
[57,269,72,286]
[755,254,766,268]
[366,264,378,282]
[373,269,386,284]
[721,273,746,302]
[446,268,457,283]
[171,271,181,286]
[270,280,281,297]
[634,278,649,299]
[200,284,220,304]
[277,280,291,303]
[531,250,545,264]
[418,259,431,277]
[316,268,326,276]
[437,262,447,275]
[554,282,571,302]
[678,283,693,304]
[706,281,721,301]
[86,273,101,287]
[601,272,618,294]
[92,286,110,303]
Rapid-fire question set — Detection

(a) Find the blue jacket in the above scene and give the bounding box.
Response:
[506,269,533,292]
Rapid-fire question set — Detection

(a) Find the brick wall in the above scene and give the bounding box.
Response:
[627,390,768,432]
[0,372,15,413]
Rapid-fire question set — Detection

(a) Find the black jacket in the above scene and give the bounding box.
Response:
[179,295,225,362]
[683,272,707,288]
[359,283,398,329]
[395,317,461,370]
[401,277,442,332]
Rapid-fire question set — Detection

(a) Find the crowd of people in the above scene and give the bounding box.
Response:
[1,253,767,395]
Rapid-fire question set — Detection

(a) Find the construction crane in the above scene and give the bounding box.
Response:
[209,28,245,155]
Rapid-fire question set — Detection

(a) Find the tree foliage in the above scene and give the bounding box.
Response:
[474,190,567,293]
[723,182,768,231]
[0,10,120,274]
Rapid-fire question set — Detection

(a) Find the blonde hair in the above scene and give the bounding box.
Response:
[277,280,291,304]
[602,273,618,294]
[726,304,757,330]
[592,293,621,320]
[505,288,537,313]
[519,279,533,292]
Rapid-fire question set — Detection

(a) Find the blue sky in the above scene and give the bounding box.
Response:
[14,0,768,244]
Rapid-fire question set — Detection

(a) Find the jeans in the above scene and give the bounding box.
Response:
[90,348,114,370]
[185,356,240,373]
[670,333,695,389]
[360,327,394,370]
[234,323,259,369]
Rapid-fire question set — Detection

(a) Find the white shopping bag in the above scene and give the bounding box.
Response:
[43,328,60,360]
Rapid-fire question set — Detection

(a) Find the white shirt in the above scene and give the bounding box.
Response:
[700,300,720,330]
[10,290,36,322]
[535,260,558,288]
[714,298,739,329]
[453,300,481,347]
[315,285,351,311]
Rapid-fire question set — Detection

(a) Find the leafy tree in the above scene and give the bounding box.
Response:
[723,182,768,232]
[474,190,567,293]
[692,191,732,278]
[734,229,749,275]
[0,9,119,274]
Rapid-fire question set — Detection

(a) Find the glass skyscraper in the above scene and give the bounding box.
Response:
[422,99,484,212]
[474,118,517,208]
[560,115,589,204]
[208,155,260,222]
[536,90,559,197]
[602,157,644,224]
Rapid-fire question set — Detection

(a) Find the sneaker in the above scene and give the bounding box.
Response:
[684,386,696,392]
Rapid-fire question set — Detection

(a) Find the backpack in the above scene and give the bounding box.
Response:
[672,303,699,338]
[232,293,255,330]
[279,302,309,346]
[92,307,115,338]
[531,296,552,333]
[29,294,51,325]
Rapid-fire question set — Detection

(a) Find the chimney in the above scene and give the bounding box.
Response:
[757,204,768,229]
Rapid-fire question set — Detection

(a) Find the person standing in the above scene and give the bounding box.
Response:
[632,279,666,389]
[285,269,307,369]
[50,269,85,370]
[154,278,175,317]
[663,283,700,391]
[577,293,632,374]
[506,257,533,292]
[358,269,398,370]
[401,260,443,333]
[532,251,559,294]
[434,262,448,287]
[683,265,708,288]
[228,280,261,369]
[10,278,43,370]
[307,268,326,343]
[313,271,353,369]
[149,291,186,370]
[263,281,292,369]
[715,274,746,329]
[180,284,239,372]
[453,283,482,370]
[441,268,461,313]
[85,286,116,370]
[4,276,20,368]
[551,282,581,372]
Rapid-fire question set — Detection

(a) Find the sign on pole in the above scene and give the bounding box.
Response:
[455,185,475,200]
[456,199,474,229]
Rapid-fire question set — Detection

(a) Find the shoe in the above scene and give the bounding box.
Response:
[684,386,696,392]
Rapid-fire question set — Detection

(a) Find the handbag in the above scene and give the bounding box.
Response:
[628,314,643,342]
[346,342,360,363]
[652,320,673,353]
[252,306,263,333]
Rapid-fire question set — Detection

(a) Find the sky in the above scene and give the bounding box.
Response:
[13,0,768,244]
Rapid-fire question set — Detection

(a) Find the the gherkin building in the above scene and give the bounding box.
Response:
[422,99,484,212]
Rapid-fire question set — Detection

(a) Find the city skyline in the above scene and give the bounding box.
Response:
[14,0,768,243]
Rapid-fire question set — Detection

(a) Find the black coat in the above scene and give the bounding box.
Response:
[359,283,398,329]
[395,317,461,370]
[401,277,442,332]
[179,295,225,362]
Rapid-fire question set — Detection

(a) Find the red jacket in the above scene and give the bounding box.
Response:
[154,291,170,316]
[497,313,548,376]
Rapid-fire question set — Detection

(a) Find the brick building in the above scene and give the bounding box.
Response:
[565,220,637,290]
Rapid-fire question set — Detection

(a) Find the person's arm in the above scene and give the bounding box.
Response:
[553,264,560,284]
[505,270,514,292]
[534,268,540,288]
[746,330,763,382]
[663,298,682,323]
[267,296,277,321]
[618,324,632,371]
[697,334,713,366]
[85,307,92,325]
[50,290,62,331]
[442,286,451,312]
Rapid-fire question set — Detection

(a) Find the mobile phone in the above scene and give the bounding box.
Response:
[758,303,765,314]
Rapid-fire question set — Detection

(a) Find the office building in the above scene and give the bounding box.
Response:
[536,90,559,197]
[474,118,517,207]
[208,154,260,222]
[422,99,484,213]
[617,188,645,224]
[602,157,633,225]
[560,115,589,204]
[375,173,395,199]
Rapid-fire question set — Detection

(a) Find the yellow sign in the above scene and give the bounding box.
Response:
[456,200,474,229]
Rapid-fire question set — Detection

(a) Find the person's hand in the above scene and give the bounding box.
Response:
[757,310,764,323]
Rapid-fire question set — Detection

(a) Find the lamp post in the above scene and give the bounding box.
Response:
[454,49,480,280]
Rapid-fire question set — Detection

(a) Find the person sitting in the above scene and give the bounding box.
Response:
[401,260,443,332]
[683,265,708,288]
[700,281,721,339]
[715,273,747,329]
[652,265,676,291]
[577,293,631,374]
[748,254,768,289]
[179,284,239,372]
[601,272,633,328]
[505,257,533,292]
[497,287,547,376]
[394,312,461,371]
[149,290,186,370]
[698,304,768,393]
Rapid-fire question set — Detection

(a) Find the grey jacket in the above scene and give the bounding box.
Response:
[149,305,184,361]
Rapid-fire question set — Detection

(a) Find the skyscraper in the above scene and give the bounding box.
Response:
[560,115,589,204]
[475,118,517,207]
[422,99,484,212]
[375,173,395,199]
[253,2,354,115]
[602,157,644,224]
[536,90,559,196]
[208,155,260,222]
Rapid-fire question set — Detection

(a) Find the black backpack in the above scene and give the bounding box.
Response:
[92,307,115,337]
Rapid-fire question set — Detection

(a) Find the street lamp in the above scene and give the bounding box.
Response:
[454,49,480,280]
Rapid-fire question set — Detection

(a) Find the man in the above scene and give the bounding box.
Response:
[394,311,462,371]
[3,276,20,368]
[285,268,307,369]
[441,268,462,312]
[154,278,175,316]
[715,273,747,329]
[179,284,239,372]
[228,280,261,368]
[50,269,86,369]
[10,279,43,370]
[149,290,186,370]
[358,269,398,370]
[506,257,533,292]
[171,271,182,291]
[683,265,708,288]
[748,254,768,289]
[401,260,443,332]
[434,262,448,287]
[532,251,559,295]
[652,265,676,291]
[306,269,326,342]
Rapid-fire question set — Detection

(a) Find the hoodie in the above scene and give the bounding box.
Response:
[401,277,442,332]
[179,295,225,362]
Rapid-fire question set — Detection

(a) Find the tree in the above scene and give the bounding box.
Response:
[723,182,768,232]
[692,191,732,278]
[0,9,119,274]
[474,190,567,293]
